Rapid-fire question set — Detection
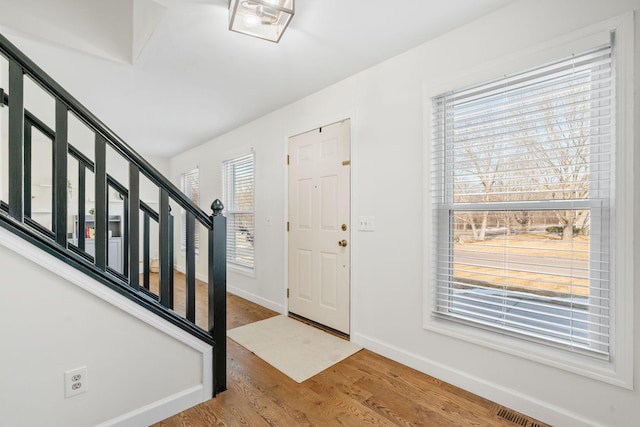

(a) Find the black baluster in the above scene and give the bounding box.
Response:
[53,99,68,246]
[169,208,174,307]
[159,189,172,308]
[23,122,31,217]
[8,59,24,222]
[186,210,196,323]
[123,193,129,277]
[129,164,140,288]
[143,212,150,290]
[94,134,107,270]
[78,165,86,250]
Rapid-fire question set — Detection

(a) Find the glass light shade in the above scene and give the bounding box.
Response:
[229,0,295,43]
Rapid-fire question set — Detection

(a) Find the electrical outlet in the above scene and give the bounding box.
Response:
[64,366,88,398]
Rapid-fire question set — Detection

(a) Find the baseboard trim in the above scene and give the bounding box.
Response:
[96,385,207,427]
[172,265,283,314]
[227,285,284,314]
[352,332,598,427]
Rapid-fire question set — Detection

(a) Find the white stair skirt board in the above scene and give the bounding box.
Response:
[227,315,362,383]
[0,226,213,425]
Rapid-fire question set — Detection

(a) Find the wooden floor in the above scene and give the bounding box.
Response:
[152,287,547,427]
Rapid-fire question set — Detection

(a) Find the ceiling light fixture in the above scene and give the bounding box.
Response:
[229,0,295,43]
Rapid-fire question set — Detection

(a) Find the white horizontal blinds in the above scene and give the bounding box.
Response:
[432,44,613,356]
[223,153,254,269]
[181,168,200,250]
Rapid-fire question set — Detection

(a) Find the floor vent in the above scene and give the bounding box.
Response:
[492,405,550,427]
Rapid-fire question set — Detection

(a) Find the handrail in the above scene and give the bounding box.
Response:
[0,33,212,228]
[0,32,226,395]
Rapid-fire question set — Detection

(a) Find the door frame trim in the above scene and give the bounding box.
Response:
[284,112,357,336]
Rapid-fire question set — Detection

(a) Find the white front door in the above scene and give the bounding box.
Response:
[288,119,351,334]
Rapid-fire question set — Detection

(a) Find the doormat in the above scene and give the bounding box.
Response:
[227,315,362,383]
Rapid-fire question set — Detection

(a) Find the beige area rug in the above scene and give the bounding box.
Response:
[227,315,362,383]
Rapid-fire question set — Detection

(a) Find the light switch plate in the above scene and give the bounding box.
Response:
[358,216,375,231]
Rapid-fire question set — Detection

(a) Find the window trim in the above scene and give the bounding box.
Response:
[433,45,613,357]
[422,15,634,389]
[222,151,255,273]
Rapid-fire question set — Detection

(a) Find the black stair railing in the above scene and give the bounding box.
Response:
[0,33,226,395]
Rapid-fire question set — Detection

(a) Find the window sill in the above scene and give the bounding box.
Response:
[423,310,631,389]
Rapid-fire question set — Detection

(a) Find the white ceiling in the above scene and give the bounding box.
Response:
[0,0,514,157]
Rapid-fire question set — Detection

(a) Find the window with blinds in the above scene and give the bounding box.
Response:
[223,153,255,269]
[180,168,200,251]
[431,44,613,357]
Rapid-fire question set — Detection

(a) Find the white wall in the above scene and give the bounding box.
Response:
[0,227,211,427]
[170,1,640,425]
[171,110,286,311]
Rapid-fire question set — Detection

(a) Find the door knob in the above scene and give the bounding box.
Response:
[338,239,348,247]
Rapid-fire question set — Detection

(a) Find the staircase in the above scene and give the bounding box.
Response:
[0,33,226,396]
